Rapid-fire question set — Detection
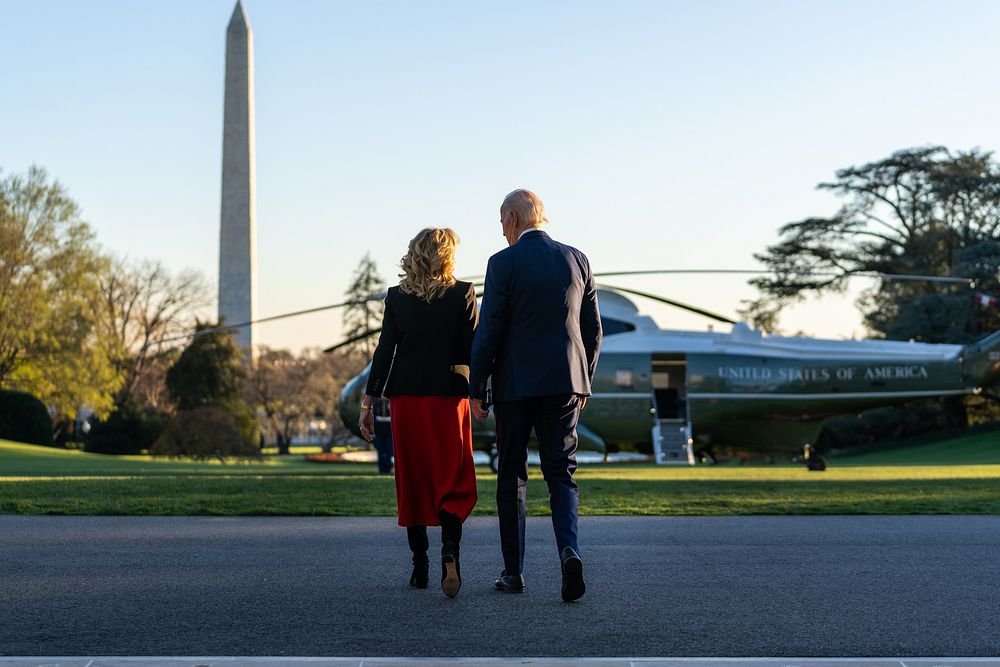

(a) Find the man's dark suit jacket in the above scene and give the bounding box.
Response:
[366,281,479,398]
[470,230,602,403]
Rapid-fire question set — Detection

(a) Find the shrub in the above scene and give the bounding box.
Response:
[152,405,261,462]
[817,399,951,451]
[224,399,262,452]
[0,390,53,446]
[85,394,168,455]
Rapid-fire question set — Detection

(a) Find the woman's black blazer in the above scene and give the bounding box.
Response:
[365,281,479,398]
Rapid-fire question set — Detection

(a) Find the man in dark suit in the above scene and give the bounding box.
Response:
[372,397,393,474]
[470,189,602,602]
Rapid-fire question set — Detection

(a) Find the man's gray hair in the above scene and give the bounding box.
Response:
[501,189,548,227]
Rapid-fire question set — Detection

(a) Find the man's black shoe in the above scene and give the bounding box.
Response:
[560,547,585,602]
[494,571,525,593]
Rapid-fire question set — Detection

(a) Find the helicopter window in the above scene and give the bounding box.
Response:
[601,317,636,336]
[615,370,635,389]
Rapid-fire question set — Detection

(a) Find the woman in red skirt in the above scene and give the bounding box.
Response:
[358,227,479,599]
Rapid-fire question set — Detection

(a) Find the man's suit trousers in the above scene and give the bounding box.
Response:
[494,393,581,575]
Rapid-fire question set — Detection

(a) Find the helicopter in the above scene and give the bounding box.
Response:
[333,273,1000,467]
[160,269,1000,467]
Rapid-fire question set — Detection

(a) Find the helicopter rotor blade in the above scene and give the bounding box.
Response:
[154,269,972,351]
[321,291,487,353]
[461,269,974,288]
[321,287,736,351]
[591,269,974,285]
[597,284,738,325]
[149,293,386,349]
[323,327,383,354]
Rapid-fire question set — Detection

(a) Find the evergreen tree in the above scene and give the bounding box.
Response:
[160,322,260,456]
[342,253,386,358]
[165,322,245,410]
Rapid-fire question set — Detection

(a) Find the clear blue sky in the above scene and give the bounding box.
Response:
[4,0,1000,351]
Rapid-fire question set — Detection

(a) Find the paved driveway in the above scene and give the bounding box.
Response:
[2,516,999,658]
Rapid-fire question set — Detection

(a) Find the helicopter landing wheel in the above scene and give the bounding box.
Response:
[804,443,827,471]
[696,448,717,465]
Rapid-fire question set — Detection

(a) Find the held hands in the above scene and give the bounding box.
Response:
[471,398,490,420]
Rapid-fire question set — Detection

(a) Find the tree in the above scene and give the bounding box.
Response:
[247,347,309,455]
[166,323,246,410]
[126,347,179,410]
[858,240,1000,345]
[86,260,201,452]
[246,346,353,454]
[744,146,1000,431]
[341,253,386,358]
[744,146,1000,343]
[163,322,260,453]
[95,258,211,404]
[0,166,119,420]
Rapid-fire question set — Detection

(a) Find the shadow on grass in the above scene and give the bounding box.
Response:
[3,476,999,516]
[572,477,1000,515]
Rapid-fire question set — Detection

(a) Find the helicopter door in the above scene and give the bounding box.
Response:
[651,356,694,465]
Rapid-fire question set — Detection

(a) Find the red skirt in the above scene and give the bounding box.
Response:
[389,395,478,527]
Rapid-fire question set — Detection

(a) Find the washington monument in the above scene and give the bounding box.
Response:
[218,1,257,350]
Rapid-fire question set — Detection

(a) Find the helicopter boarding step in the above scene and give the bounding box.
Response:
[653,418,695,465]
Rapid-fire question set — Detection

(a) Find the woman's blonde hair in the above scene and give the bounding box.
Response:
[398,227,459,302]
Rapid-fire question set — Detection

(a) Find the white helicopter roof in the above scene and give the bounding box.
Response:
[597,289,963,361]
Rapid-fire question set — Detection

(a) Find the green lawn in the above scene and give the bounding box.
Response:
[0,440,347,477]
[831,429,1000,466]
[2,437,1000,515]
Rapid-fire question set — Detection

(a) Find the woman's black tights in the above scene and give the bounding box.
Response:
[407,509,462,561]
